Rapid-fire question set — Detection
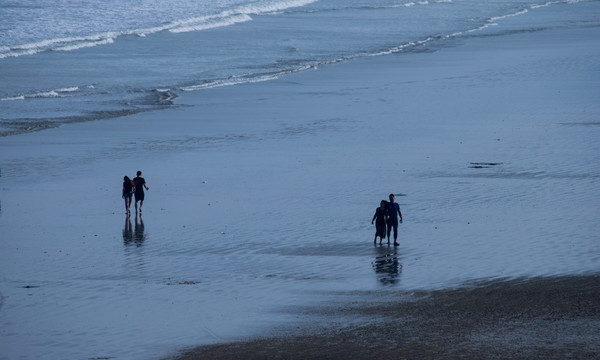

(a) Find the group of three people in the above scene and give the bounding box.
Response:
[122,171,149,215]
[372,194,403,246]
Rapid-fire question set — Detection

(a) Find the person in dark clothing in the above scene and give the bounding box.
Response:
[386,194,403,246]
[372,200,388,245]
[122,176,134,215]
[133,170,149,214]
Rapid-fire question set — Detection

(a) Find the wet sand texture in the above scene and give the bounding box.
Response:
[173,275,600,360]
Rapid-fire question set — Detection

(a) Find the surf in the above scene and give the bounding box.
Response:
[0,0,318,59]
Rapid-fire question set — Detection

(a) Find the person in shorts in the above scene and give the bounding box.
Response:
[122,176,134,215]
[133,171,149,214]
[386,194,403,246]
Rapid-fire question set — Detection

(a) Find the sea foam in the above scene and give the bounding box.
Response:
[0,0,318,59]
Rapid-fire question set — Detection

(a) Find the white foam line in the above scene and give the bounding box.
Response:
[532,0,586,9]
[169,14,253,34]
[31,91,59,98]
[233,0,319,15]
[1,86,82,101]
[57,87,80,93]
[180,75,279,91]
[54,38,115,52]
[490,8,529,22]
[0,92,59,101]
[180,64,318,92]
[368,0,564,58]
[390,0,451,8]
[0,33,119,59]
[1,95,25,101]
[396,0,583,44]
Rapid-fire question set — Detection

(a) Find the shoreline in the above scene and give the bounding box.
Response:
[172,274,600,360]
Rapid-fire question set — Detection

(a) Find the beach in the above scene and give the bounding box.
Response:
[175,275,600,360]
[1,1,599,359]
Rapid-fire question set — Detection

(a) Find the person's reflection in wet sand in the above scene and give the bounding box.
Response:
[372,246,402,285]
[122,215,133,245]
[123,214,147,271]
[123,214,146,247]
[133,213,146,246]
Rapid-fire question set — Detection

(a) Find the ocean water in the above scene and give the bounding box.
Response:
[1,0,596,135]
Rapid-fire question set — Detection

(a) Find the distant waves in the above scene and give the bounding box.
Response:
[0,0,318,59]
[1,0,595,137]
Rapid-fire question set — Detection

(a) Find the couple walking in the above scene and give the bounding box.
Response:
[122,171,149,215]
[371,194,403,246]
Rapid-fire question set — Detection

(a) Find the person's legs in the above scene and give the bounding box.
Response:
[386,220,392,244]
[134,193,142,212]
[135,193,145,213]
[376,225,384,244]
[392,222,399,246]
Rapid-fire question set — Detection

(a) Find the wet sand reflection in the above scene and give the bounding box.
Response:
[372,246,402,285]
[123,214,146,247]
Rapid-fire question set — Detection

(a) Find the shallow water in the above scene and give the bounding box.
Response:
[2,0,597,135]
[1,114,598,359]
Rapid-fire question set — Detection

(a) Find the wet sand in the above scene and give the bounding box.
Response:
[173,275,600,360]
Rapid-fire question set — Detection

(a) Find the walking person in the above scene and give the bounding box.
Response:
[371,200,388,245]
[122,176,134,215]
[386,194,403,246]
[133,171,149,214]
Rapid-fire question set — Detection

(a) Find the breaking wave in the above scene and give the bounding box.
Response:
[0,0,318,59]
